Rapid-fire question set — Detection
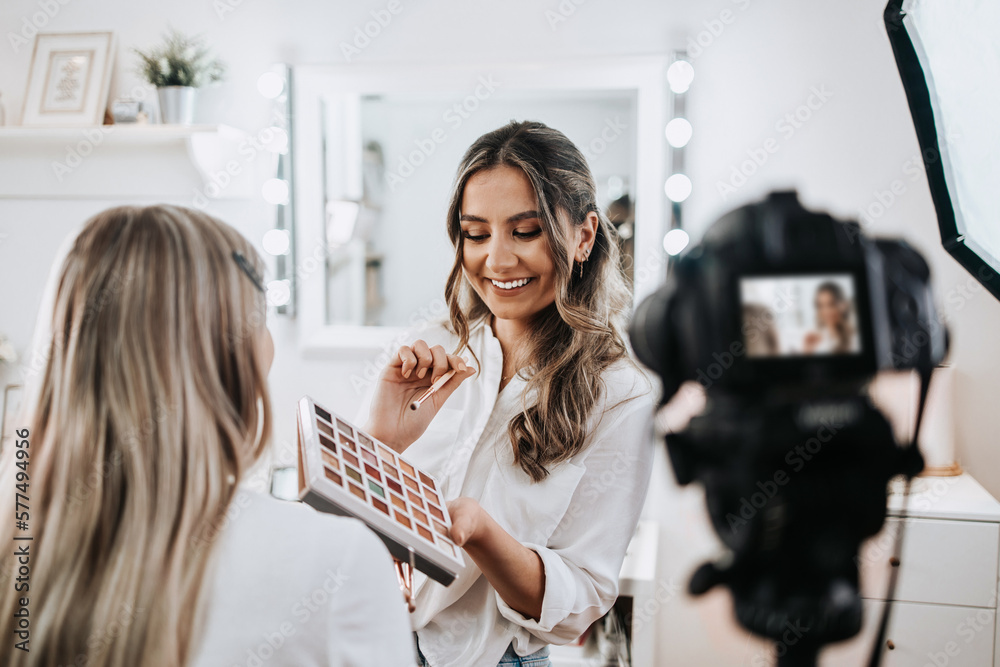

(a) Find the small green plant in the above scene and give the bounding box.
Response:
[134,29,225,88]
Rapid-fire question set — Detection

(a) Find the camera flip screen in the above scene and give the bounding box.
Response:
[740,274,862,358]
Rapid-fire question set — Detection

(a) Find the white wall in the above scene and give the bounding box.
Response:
[2,0,999,663]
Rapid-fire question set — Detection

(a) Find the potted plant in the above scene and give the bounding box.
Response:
[134,29,225,125]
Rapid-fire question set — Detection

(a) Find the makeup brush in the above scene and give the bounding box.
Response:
[394,548,417,612]
[409,370,457,411]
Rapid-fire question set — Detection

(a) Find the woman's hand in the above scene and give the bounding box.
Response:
[803,331,821,353]
[447,497,487,547]
[364,340,475,451]
[446,496,546,620]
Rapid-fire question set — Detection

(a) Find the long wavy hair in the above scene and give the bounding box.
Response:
[815,281,856,353]
[0,205,272,667]
[444,120,634,482]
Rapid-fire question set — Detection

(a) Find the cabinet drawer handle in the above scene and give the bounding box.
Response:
[887,640,896,650]
[889,557,900,567]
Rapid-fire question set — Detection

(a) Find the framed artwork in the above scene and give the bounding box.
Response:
[20,31,116,126]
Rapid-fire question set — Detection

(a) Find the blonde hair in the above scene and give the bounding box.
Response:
[444,120,634,481]
[0,205,272,666]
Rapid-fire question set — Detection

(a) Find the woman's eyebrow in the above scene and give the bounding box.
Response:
[506,210,541,223]
[459,210,540,223]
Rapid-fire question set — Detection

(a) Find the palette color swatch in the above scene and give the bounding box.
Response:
[296,396,464,585]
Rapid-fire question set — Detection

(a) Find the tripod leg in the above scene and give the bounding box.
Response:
[775,643,820,667]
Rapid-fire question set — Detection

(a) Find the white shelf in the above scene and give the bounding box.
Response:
[0,123,254,200]
[0,123,239,143]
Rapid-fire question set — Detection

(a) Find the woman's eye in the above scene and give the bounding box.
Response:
[513,228,542,239]
[462,231,489,242]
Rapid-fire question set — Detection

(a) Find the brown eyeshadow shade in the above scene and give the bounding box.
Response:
[320,450,338,469]
[428,504,445,522]
[395,511,412,529]
[336,418,354,436]
[364,464,381,481]
[400,460,416,477]
[324,468,343,486]
[314,405,333,424]
[412,508,428,525]
[358,432,374,448]
[361,449,378,467]
[382,461,399,479]
[349,483,366,501]
[345,467,363,484]
[418,471,435,489]
[377,444,396,461]
[390,494,407,511]
[373,498,390,515]
[316,420,335,438]
[339,434,356,452]
[404,476,420,493]
[407,489,424,507]
[433,520,449,537]
[417,524,435,542]
[344,452,359,469]
[386,477,403,495]
[424,488,440,505]
[319,434,337,453]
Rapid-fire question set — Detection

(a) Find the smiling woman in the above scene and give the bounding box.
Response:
[360,120,655,667]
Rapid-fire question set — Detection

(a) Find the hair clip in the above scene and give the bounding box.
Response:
[232,251,266,293]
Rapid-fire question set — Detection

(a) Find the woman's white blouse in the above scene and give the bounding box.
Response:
[189,487,416,667]
[359,321,656,667]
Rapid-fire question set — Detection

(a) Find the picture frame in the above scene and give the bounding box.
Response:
[20,31,116,126]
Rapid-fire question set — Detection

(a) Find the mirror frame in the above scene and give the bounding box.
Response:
[291,57,669,353]
[884,0,1000,302]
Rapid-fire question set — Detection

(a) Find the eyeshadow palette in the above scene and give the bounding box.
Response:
[296,396,464,585]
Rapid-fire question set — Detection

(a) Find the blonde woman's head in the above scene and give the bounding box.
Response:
[0,204,272,667]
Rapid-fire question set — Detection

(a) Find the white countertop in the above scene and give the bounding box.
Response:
[887,473,1000,522]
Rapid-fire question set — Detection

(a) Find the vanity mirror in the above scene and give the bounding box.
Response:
[291,58,668,351]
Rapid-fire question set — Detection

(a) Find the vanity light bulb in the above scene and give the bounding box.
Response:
[267,279,291,307]
[257,72,285,99]
[262,229,290,256]
[663,229,690,256]
[667,60,695,94]
[665,118,693,148]
[262,178,290,205]
[664,174,692,203]
[264,127,289,154]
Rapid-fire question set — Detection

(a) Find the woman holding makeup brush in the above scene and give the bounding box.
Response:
[0,206,415,667]
[363,121,655,667]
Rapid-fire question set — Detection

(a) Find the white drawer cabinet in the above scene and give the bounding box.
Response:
[859,517,1000,608]
[822,600,996,666]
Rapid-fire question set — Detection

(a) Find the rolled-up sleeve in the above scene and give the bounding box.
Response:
[494,391,656,644]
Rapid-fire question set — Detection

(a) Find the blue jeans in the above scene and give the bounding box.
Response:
[415,636,551,666]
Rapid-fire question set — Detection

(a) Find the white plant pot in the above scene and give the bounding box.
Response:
[157,86,197,125]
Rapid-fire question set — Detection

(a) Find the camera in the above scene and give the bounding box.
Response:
[630,191,948,665]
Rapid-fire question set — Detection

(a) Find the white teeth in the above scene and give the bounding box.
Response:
[491,278,531,290]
